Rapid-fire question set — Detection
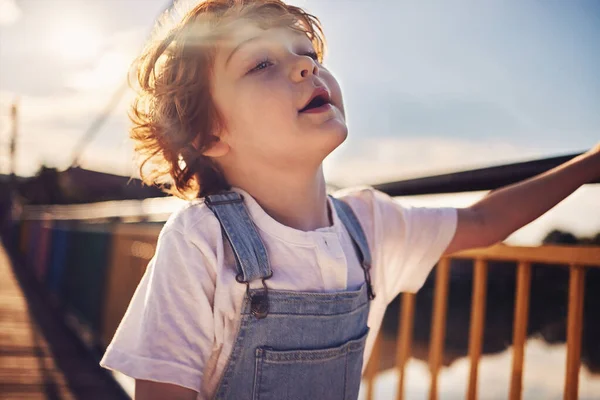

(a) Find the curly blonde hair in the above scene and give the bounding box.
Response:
[129,0,326,199]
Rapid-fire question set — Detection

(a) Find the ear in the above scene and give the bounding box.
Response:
[194,134,230,158]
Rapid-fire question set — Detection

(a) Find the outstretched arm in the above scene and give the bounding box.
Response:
[443,144,600,255]
[136,380,197,400]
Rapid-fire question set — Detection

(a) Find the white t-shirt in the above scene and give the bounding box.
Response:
[100,186,457,399]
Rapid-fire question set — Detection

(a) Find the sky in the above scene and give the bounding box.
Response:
[0,0,598,241]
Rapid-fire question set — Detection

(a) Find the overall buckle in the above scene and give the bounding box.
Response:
[237,273,272,319]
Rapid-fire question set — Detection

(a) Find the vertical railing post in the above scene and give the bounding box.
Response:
[467,258,488,400]
[396,292,416,400]
[365,332,382,400]
[564,265,585,400]
[509,261,532,400]
[428,258,451,400]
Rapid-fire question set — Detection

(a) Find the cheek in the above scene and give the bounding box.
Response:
[321,70,345,115]
[238,78,295,122]
[222,79,297,146]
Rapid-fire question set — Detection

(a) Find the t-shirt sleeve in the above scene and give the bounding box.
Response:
[99,227,216,392]
[371,188,457,301]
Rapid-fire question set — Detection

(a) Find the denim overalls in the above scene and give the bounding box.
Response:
[205,190,375,400]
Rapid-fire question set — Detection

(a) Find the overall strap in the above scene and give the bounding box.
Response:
[204,191,272,283]
[330,196,376,300]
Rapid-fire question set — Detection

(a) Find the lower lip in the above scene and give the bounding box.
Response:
[300,103,333,114]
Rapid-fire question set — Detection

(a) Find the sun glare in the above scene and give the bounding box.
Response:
[51,21,103,63]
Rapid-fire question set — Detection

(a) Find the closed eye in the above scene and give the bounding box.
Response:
[248,50,319,74]
[303,51,319,61]
[249,58,273,73]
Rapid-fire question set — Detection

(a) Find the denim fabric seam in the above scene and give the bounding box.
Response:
[210,209,247,281]
[237,202,266,276]
[259,334,367,363]
[331,198,372,265]
[245,286,367,300]
[243,296,366,304]
[242,302,369,318]
[215,201,271,282]
[247,295,364,303]
[253,348,264,400]
[240,201,270,275]
[343,344,349,400]
[214,304,251,399]
[220,203,253,279]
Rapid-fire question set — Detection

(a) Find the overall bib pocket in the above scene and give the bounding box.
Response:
[252,329,369,400]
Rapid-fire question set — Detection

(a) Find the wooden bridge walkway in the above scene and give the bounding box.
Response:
[0,243,129,400]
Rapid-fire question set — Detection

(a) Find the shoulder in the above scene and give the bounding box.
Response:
[332,185,456,225]
[330,185,403,223]
[162,198,213,232]
[331,185,457,261]
[330,185,379,215]
[157,198,223,253]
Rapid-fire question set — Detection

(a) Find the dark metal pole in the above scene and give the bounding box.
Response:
[372,152,598,197]
[9,100,18,190]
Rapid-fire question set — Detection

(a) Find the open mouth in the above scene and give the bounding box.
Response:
[299,89,332,113]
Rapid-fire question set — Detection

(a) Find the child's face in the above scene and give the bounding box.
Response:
[209,22,347,172]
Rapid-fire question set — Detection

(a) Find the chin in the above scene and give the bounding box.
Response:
[318,114,348,136]
[329,119,349,140]
[320,123,348,154]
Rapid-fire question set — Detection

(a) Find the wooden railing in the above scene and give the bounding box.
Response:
[363,243,600,400]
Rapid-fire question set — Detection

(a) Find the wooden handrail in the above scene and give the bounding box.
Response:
[453,244,600,267]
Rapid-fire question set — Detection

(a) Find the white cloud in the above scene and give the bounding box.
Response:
[0,0,21,26]
[360,339,600,399]
[67,27,147,91]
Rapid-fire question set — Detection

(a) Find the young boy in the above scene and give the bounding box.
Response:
[100,0,600,399]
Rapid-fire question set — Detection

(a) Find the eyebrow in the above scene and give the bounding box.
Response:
[225,36,262,67]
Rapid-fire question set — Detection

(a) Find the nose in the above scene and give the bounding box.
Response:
[289,54,318,82]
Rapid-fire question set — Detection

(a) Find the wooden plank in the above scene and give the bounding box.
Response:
[509,261,532,400]
[395,292,416,400]
[467,258,488,400]
[564,265,585,400]
[428,258,451,400]
[0,243,129,399]
[453,244,600,267]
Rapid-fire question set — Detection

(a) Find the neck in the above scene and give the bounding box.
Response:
[226,165,332,232]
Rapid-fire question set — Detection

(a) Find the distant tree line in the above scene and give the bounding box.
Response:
[0,165,166,205]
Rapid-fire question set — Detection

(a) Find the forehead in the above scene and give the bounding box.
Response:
[214,20,311,61]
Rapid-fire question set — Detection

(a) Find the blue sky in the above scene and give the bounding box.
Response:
[0,0,598,183]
